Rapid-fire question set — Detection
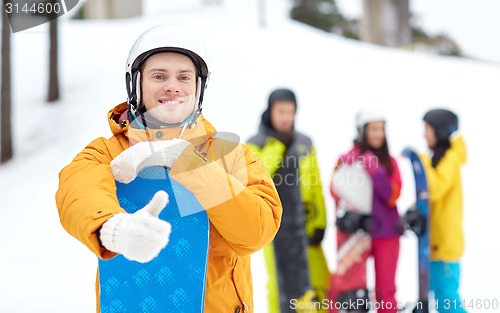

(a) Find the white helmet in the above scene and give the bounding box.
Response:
[356,108,386,129]
[125,25,210,126]
[355,108,386,142]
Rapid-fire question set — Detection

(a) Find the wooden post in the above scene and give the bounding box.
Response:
[1,8,13,163]
[258,0,266,28]
[84,0,142,19]
[48,15,59,102]
[32,1,60,102]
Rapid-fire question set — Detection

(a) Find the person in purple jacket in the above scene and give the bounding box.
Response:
[328,109,402,313]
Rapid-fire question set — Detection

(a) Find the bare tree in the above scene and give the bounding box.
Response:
[84,0,142,19]
[203,0,223,5]
[47,15,59,101]
[258,0,266,27]
[360,0,411,47]
[32,1,60,102]
[1,8,13,163]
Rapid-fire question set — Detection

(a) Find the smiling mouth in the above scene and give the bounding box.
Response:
[159,100,182,105]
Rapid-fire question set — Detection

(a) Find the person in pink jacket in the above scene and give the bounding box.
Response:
[329,109,402,313]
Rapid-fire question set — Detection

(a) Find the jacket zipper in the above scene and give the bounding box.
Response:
[231,259,249,312]
[235,302,248,313]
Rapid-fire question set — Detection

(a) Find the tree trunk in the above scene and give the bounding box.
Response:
[84,0,142,19]
[1,8,13,163]
[361,0,411,47]
[258,0,266,27]
[48,16,59,102]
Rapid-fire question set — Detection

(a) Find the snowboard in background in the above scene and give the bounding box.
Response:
[401,148,430,313]
[328,162,372,313]
[98,166,209,313]
[333,163,372,216]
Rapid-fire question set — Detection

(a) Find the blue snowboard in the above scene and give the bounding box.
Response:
[98,166,210,313]
[402,148,430,313]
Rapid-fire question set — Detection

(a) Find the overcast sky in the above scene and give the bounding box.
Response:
[336,0,500,63]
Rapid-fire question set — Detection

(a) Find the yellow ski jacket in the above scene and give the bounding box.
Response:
[247,135,327,236]
[420,135,467,261]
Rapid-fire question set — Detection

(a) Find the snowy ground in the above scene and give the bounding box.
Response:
[1,0,500,312]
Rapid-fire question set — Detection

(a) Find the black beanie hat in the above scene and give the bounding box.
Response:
[261,88,297,130]
[423,109,459,142]
[267,88,297,110]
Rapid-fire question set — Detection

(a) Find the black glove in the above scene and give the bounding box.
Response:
[308,228,325,246]
[336,211,372,234]
[399,207,426,236]
[274,131,294,148]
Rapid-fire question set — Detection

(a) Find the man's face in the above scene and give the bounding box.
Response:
[270,101,296,133]
[141,52,197,124]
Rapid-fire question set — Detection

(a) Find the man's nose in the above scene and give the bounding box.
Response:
[162,79,180,93]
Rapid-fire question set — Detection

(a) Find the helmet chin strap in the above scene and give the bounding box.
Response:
[185,77,203,129]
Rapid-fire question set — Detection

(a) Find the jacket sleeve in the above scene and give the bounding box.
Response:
[419,152,460,203]
[363,155,400,208]
[388,157,402,207]
[169,142,282,256]
[55,137,125,260]
[246,138,286,176]
[371,170,392,203]
[300,147,327,235]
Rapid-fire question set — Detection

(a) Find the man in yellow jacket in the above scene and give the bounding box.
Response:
[247,89,329,313]
[421,109,467,313]
[55,25,282,313]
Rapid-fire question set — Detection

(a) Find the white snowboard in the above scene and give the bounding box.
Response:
[332,162,373,215]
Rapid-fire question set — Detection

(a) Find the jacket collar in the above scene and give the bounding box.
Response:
[107,102,216,148]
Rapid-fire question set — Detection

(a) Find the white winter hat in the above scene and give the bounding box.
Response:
[356,109,386,129]
[355,109,386,143]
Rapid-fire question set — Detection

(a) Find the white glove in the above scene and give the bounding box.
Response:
[111,139,192,183]
[99,191,172,263]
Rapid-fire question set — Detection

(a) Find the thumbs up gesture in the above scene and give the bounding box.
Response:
[99,191,172,263]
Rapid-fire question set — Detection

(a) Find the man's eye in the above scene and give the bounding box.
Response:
[153,74,164,80]
[179,75,191,81]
